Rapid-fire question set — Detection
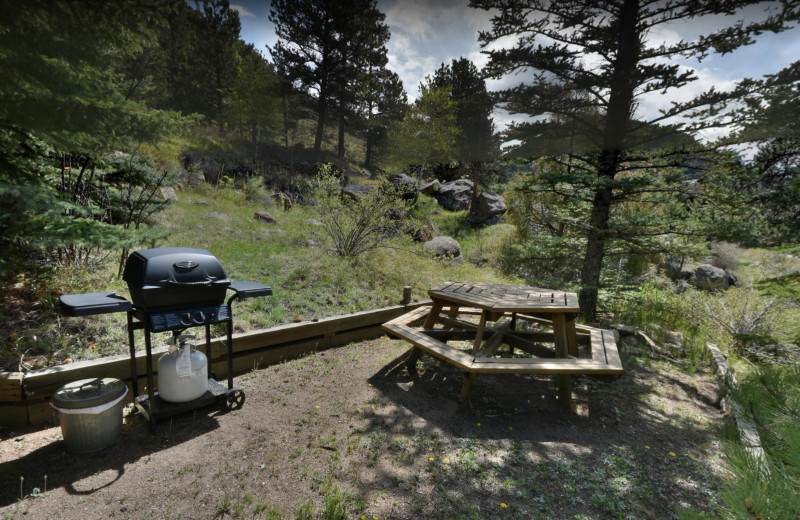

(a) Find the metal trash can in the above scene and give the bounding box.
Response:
[51,378,128,454]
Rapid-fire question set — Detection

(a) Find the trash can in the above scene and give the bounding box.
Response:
[51,378,128,454]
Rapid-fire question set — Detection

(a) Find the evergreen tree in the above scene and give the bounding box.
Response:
[0,0,186,285]
[269,0,391,160]
[229,43,282,159]
[428,58,497,210]
[363,68,408,172]
[471,0,798,320]
[388,85,459,201]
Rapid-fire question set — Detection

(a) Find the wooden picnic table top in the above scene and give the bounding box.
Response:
[428,281,580,314]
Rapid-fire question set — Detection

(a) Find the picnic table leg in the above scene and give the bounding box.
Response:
[565,316,578,358]
[422,300,444,329]
[406,346,423,374]
[552,313,569,358]
[552,313,574,409]
[472,310,488,354]
[460,372,477,400]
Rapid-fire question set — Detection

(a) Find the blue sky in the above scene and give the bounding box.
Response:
[230,0,800,138]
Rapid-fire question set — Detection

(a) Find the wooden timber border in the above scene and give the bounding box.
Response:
[0,302,427,427]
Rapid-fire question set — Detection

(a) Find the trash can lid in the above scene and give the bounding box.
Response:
[52,378,127,409]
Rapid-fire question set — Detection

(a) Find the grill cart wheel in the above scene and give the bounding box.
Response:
[225,389,245,411]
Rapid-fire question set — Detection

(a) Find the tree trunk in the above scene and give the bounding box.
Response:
[578,0,640,321]
[579,184,613,322]
[313,87,327,159]
[282,90,290,149]
[337,108,346,170]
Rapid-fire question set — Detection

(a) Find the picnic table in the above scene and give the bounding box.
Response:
[383,281,623,404]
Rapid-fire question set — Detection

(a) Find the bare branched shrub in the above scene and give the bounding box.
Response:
[709,241,742,271]
[691,287,788,360]
[312,165,410,257]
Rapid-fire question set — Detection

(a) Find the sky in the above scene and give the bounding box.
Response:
[230,0,800,139]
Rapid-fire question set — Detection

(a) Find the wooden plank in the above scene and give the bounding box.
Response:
[0,372,24,402]
[602,330,624,371]
[589,329,607,364]
[26,400,57,426]
[23,348,171,399]
[471,358,617,374]
[388,325,474,370]
[472,310,489,354]
[475,318,512,358]
[0,403,29,426]
[209,302,428,359]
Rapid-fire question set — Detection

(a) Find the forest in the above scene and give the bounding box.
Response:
[1,0,799,519]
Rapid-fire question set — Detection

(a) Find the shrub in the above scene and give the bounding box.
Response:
[311,165,411,257]
[710,241,742,271]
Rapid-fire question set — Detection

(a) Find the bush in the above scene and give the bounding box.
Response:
[311,165,412,257]
[710,241,742,271]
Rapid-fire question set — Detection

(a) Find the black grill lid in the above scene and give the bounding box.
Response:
[123,247,230,311]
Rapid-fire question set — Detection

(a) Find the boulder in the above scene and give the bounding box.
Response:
[157,186,178,202]
[420,179,440,195]
[435,179,474,211]
[341,184,374,200]
[469,192,506,224]
[423,236,462,262]
[691,264,737,291]
[662,258,693,282]
[254,211,278,224]
[389,173,417,199]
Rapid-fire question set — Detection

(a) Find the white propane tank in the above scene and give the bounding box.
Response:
[157,335,208,402]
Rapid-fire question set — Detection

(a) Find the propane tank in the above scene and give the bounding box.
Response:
[157,335,208,402]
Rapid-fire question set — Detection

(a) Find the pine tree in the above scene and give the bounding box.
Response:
[269,0,391,160]
[471,0,798,320]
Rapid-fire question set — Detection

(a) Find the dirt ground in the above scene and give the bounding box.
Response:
[0,335,728,520]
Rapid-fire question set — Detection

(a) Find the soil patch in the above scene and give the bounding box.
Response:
[0,336,727,519]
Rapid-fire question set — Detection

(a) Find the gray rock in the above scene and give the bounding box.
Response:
[254,211,278,224]
[264,229,285,236]
[435,179,474,211]
[469,192,506,224]
[610,324,638,336]
[305,218,323,226]
[190,200,209,205]
[420,179,440,195]
[389,173,417,187]
[691,264,737,291]
[423,236,462,260]
[158,186,178,202]
[306,239,322,248]
[341,184,374,200]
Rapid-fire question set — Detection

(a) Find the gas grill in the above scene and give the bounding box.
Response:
[59,247,272,428]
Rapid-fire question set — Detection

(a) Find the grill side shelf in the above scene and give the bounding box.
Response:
[228,281,272,301]
[59,292,132,317]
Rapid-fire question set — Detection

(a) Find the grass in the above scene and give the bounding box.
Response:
[2,182,514,366]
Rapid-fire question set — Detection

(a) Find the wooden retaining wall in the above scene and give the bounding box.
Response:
[0,302,425,427]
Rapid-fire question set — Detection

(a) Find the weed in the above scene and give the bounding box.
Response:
[293,502,314,520]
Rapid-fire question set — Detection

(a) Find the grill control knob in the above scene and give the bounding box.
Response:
[180,312,192,326]
[192,311,205,324]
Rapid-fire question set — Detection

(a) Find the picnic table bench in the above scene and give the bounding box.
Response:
[382,281,623,404]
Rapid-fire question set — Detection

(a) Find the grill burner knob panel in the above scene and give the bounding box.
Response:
[149,305,230,332]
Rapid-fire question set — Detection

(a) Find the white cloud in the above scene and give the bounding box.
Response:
[230,4,255,17]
